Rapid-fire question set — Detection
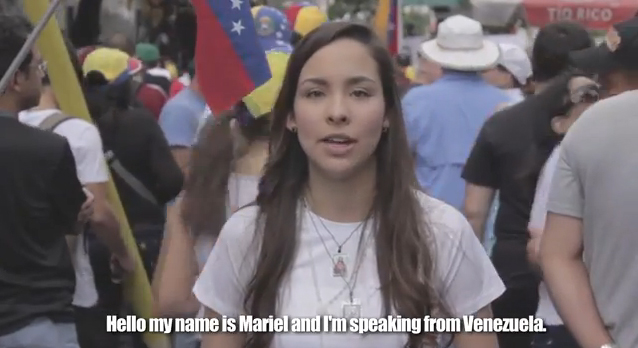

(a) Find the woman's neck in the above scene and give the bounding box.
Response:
[305,161,377,223]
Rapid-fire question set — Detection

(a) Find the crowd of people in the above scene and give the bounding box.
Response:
[1,2,638,348]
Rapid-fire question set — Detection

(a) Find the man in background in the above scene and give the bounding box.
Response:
[542,18,638,348]
[18,37,134,348]
[0,15,86,347]
[159,69,206,177]
[462,20,593,348]
[135,42,170,119]
[402,15,510,211]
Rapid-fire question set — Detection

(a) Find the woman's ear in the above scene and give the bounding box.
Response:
[551,116,566,135]
[286,113,297,132]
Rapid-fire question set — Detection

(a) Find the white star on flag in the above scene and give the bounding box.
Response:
[231,20,245,35]
[230,0,243,9]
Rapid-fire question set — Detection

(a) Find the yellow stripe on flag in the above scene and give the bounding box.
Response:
[373,0,390,44]
[22,2,170,348]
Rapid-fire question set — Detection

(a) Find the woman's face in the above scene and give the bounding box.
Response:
[553,76,600,134]
[288,38,388,180]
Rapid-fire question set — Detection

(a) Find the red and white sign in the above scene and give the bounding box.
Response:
[523,0,638,29]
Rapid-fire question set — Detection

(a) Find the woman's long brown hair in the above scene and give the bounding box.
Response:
[182,111,270,237]
[246,22,445,348]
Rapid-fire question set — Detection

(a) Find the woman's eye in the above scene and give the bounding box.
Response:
[305,90,323,98]
[352,90,370,98]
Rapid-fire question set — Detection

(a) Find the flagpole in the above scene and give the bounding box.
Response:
[0,0,62,95]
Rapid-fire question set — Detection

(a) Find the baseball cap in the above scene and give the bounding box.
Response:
[135,43,160,63]
[242,49,290,118]
[570,17,638,74]
[497,43,532,85]
[82,47,142,85]
[251,6,293,52]
[285,3,328,37]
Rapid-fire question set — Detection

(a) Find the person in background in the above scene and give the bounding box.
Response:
[195,21,504,348]
[18,37,134,348]
[483,42,533,103]
[135,42,170,119]
[541,18,638,348]
[252,5,294,52]
[104,32,135,56]
[80,47,183,348]
[153,50,290,348]
[169,61,194,98]
[136,42,172,94]
[524,74,600,348]
[479,42,533,252]
[414,51,442,85]
[159,66,206,177]
[284,2,328,45]
[402,15,510,211]
[0,15,86,348]
[462,20,593,348]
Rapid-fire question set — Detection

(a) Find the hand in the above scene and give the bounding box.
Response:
[526,237,541,266]
[78,192,95,224]
[111,251,136,278]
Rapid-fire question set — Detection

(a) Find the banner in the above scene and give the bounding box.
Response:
[524,0,637,29]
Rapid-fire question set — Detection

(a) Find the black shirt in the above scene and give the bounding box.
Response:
[0,112,84,335]
[97,107,183,230]
[462,99,542,288]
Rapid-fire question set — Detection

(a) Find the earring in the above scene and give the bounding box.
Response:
[290,126,297,133]
[382,126,389,133]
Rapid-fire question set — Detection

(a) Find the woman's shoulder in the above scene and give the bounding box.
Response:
[217,205,261,246]
[414,190,472,245]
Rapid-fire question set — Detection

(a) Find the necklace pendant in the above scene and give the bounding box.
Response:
[332,253,348,278]
[342,298,361,318]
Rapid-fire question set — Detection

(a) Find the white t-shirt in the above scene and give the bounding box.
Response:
[194,191,505,347]
[19,108,109,308]
[528,145,562,326]
[193,173,261,319]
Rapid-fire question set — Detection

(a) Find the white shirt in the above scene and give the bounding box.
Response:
[19,108,109,308]
[528,146,562,325]
[194,191,505,347]
[194,173,261,320]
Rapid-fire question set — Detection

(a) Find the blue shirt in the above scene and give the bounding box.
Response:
[159,88,207,147]
[402,72,509,211]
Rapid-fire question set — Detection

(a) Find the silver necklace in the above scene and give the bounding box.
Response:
[305,202,372,319]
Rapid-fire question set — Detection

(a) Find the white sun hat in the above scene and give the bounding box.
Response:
[497,43,532,85]
[420,15,500,71]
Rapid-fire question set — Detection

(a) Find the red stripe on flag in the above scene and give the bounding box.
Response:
[192,0,257,115]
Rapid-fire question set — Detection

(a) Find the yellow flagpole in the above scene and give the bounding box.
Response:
[21,2,170,347]
[373,0,391,43]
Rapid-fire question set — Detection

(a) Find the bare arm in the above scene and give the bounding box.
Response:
[84,182,128,258]
[201,308,245,348]
[463,183,495,241]
[540,213,613,348]
[152,197,200,317]
[453,306,499,348]
[171,147,191,178]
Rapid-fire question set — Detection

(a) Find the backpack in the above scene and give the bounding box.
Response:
[37,112,158,205]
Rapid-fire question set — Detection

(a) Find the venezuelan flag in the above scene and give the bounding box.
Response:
[191,0,272,115]
[373,0,402,55]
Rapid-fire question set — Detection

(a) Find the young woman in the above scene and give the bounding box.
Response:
[526,74,600,348]
[194,22,504,348]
